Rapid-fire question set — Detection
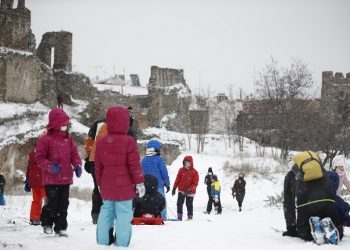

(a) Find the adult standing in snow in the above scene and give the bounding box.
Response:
[172,155,199,221]
[0,174,6,206]
[24,147,46,225]
[35,109,82,237]
[232,173,246,212]
[95,105,145,247]
[332,157,350,196]
[204,167,214,214]
[282,160,343,243]
[141,139,170,219]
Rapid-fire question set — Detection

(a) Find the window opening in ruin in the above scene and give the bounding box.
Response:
[13,0,18,8]
[50,47,55,68]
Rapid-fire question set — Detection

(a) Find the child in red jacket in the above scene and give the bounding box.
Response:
[24,148,46,225]
[172,155,199,220]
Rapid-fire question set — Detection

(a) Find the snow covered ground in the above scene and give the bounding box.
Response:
[1,129,349,249]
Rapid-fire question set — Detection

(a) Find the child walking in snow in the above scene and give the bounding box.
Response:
[24,148,46,225]
[205,174,222,214]
[95,105,145,247]
[35,109,82,237]
[0,174,6,206]
[172,156,199,221]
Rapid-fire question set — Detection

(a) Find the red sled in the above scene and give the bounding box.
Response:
[131,215,164,225]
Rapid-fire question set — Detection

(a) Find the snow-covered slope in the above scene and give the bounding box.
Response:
[0,129,349,249]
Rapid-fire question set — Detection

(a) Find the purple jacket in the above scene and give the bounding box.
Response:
[35,109,82,186]
[95,105,144,201]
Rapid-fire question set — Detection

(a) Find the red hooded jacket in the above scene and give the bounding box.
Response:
[35,109,82,185]
[95,105,144,201]
[26,150,43,188]
[173,156,199,194]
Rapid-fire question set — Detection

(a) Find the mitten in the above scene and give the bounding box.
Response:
[136,183,145,198]
[214,195,219,203]
[49,163,61,174]
[165,185,170,193]
[24,180,31,192]
[172,188,176,196]
[74,165,82,178]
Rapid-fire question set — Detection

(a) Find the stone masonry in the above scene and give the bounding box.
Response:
[37,31,72,71]
[148,66,191,128]
[0,0,32,51]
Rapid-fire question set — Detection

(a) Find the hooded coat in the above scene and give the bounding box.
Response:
[173,156,199,195]
[35,109,82,185]
[26,150,43,188]
[133,174,165,217]
[95,106,144,201]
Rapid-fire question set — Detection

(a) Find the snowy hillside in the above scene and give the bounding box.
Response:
[1,129,350,249]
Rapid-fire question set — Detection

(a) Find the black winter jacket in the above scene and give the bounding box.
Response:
[0,175,5,194]
[283,170,343,241]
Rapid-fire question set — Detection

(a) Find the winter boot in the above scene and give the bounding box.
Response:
[43,226,53,234]
[92,213,99,225]
[55,230,68,237]
[239,207,242,212]
[177,213,183,221]
[29,220,41,226]
[309,216,325,245]
[320,217,339,245]
[186,215,193,221]
[108,227,115,245]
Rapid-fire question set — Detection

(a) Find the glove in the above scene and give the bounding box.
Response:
[49,163,61,174]
[84,157,94,174]
[136,183,145,198]
[74,165,82,178]
[172,188,176,196]
[165,185,170,193]
[282,225,297,237]
[24,180,31,192]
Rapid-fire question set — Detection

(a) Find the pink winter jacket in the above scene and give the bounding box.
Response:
[35,109,82,186]
[95,105,144,201]
[336,168,350,195]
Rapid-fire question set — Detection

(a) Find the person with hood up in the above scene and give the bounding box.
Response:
[232,173,246,212]
[132,174,165,225]
[94,105,145,247]
[332,156,350,196]
[172,155,199,221]
[35,109,82,237]
[141,139,170,219]
[326,171,350,227]
[203,167,214,214]
[24,146,46,225]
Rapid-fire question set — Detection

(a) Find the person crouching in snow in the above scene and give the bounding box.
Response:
[24,147,46,225]
[172,156,199,221]
[95,105,145,247]
[132,174,165,225]
[0,174,6,206]
[35,109,82,237]
[332,156,350,196]
[141,139,170,219]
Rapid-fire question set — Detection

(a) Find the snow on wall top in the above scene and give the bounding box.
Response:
[93,83,148,96]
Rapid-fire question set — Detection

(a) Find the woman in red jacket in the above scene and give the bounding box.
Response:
[35,109,82,237]
[172,155,199,221]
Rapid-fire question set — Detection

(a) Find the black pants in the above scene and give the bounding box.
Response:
[91,167,103,219]
[41,185,70,233]
[177,192,194,219]
[207,196,222,214]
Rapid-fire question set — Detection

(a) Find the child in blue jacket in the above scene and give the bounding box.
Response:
[210,175,222,214]
[141,139,170,219]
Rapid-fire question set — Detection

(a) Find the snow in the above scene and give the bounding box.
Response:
[0,47,33,57]
[1,128,350,249]
[93,83,148,96]
[164,83,191,98]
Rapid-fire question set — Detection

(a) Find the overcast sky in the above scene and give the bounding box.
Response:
[26,0,350,97]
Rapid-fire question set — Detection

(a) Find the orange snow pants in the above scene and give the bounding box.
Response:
[30,187,46,221]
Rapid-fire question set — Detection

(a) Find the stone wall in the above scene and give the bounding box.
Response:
[321,71,350,124]
[37,31,72,72]
[0,49,56,106]
[148,66,191,128]
[0,0,31,51]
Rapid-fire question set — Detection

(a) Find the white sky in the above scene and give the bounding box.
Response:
[26,0,350,97]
